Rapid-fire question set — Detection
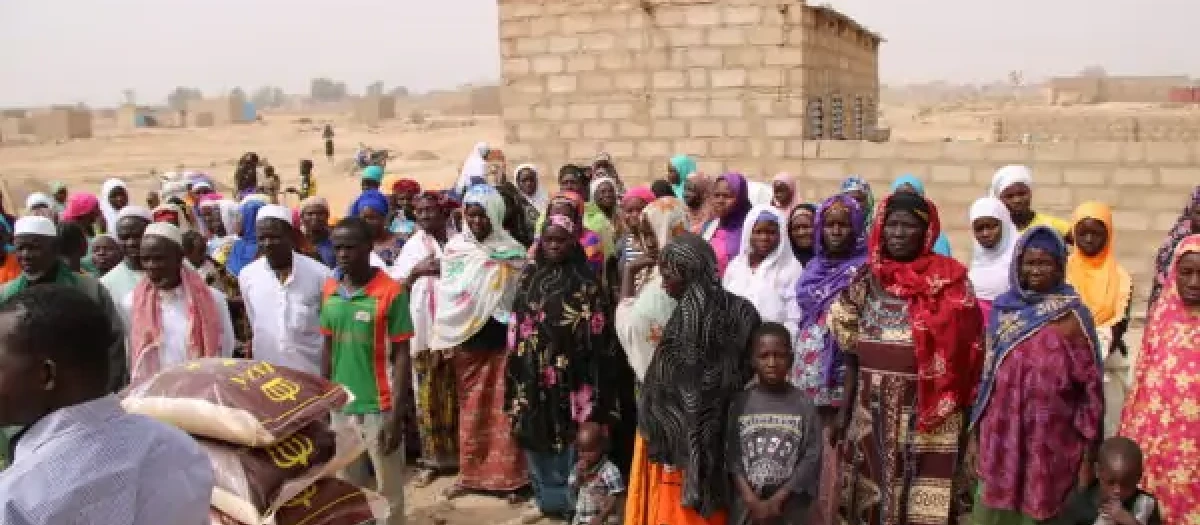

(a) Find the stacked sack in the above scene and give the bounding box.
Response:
[121,358,391,525]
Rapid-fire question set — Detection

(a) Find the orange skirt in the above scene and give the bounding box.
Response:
[624,434,727,525]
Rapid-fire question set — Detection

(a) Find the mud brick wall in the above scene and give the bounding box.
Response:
[787,140,1197,310]
[996,114,1200,142]
[496,0,881,182]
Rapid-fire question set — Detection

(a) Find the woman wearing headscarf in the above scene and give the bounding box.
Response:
[771,172,798,211]
[50,182,68,214]
[536,192,606,277]
[206,200,240,256]
[99,178,128,234]
[683,172,714,233]
[151,203,194,232]
[637,233,762,524]
[614,186,658,275]
[990,164,1070,235]
[787,203,818,266]
[506,211,623,522]
[514,163,549,226]
[349,189,406,267]
[386,177,421,241]
[590,176,621,227]
[430,184,529,501]
[840,175,875,227]
[619,197,688,525]
[829,193,984,525]
[455,141,490,196]
[391,191,460,488]
[786,194,868,525]
[969,197,1020,321]
[1119,234,1200,524]
[1066,201,1134,437]
[223,199,266,276]
[722,205,804,327]
[62,193,101,237]
[1147,186,1199,308]
[701,172,753,277]
[667,154,697,199]
[890,174,953,256]
[970,226,1104,525]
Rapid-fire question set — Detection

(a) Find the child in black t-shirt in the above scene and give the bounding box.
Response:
[1064,436,1162,525]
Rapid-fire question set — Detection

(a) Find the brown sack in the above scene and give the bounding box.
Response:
[209,479,389,525]
[275,478,390,525]
[121,358,350,446]
[204,421,364,525]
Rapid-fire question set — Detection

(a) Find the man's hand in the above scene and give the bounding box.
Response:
[379,412,405,455]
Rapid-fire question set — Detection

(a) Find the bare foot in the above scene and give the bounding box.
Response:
[414,468,437,488]
[441,484,469,500]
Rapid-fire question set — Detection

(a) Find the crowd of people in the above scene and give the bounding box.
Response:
[0,144,1197,525]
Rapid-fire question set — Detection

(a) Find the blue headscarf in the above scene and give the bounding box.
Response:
[226,200,266,276]
[348,189,390,218]
[669,154,697,199]
[969,226,1101,427]
[889,174,953,257]
[0,215,11,254]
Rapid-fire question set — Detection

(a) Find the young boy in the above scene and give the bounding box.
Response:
[1065,437,1162,525]
[568,423,625,525]
[727,322,823,525]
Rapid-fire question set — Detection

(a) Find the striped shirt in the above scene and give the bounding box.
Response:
[0,395,213,525]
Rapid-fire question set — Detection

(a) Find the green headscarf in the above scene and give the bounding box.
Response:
[669,155,697,199]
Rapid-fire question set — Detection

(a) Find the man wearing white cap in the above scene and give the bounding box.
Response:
[238,205,330,375]
[1,216,128,391]
[100,205,154,302]
[119,222,235,382]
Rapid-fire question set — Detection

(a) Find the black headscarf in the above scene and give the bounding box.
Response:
[638,233,762,516]
[505,213,619,452]
[788,203,818,266]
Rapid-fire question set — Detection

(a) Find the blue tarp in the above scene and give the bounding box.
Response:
[242,102,256,122]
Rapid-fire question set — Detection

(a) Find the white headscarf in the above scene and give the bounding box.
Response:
[454,141,489,196]
[968,197,1020,301]
[99,178,127,231]
[589,175,619,202]
[615,197,687,381]
[513,163,548,213]
[721,205,804,326]
[990,164,1033,198]
[430,184,526,350]
[216,199,240,237]
[746,180,774,207]
[25,192,54,212]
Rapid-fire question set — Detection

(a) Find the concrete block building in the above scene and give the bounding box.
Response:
[497,0,882,180]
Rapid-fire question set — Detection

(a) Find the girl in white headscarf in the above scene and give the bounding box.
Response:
[968,196,1020,320]
[721,205,805,330]
[454,142,490,196]
[513,163,548,220]
[99,178,128,232]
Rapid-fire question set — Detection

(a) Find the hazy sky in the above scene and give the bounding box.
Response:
[1,0,1194,107]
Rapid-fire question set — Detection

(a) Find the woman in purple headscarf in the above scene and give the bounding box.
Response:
[786,193,868,525]
[700,173,752,277]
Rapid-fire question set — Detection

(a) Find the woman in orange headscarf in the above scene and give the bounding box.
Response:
[1066,201,1133,437]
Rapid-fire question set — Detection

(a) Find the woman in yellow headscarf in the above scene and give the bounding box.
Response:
[1066,201,1133,437]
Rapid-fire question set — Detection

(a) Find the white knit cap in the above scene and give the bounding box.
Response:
[256,204,293,226]
[116,205,153,223]
[13,216,57,237]
[143,222,183,246]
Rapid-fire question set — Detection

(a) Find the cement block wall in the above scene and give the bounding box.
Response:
[497,0,881,182]
[767,140,1196,309]
[31,108,93,141]
[996,114,1200,142]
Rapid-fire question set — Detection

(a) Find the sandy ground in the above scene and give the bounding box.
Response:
[0,113,504,216]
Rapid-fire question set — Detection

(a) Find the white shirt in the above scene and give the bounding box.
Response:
[0,395,213,525]
[238,253,331,375]
[119,285,237,369]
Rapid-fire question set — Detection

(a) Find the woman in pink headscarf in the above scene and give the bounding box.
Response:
[60,193,102,237]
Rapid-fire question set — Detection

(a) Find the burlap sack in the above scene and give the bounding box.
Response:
[209,479,389,525]
[204,421,364,525]
[121,358,350,446]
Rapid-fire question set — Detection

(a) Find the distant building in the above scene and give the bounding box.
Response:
[1045,75,1192,105]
